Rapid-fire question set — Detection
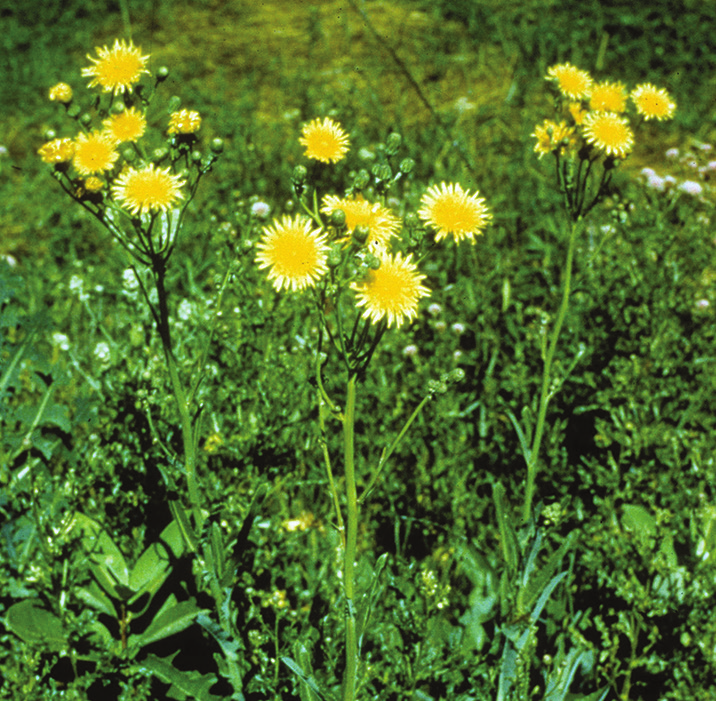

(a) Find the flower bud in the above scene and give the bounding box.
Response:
[354,169,370,189]
[192,150,203,163]
[328,245,342,266]
[167,96,182,113]
[292,164,308,185]
[365,252,381,270]
[399,157,415,174]
[121,148,136,163]
[210,138,224,154]
[48,82,73,104]
[153,147,169,162]
[44,129,57,141]
[156,66,169,81]
[352,224,370,245]
[80,113,92,127]
[330,208,346,228]
[372,163,392,182]
[404,212,419,229]
[385,132,402,154]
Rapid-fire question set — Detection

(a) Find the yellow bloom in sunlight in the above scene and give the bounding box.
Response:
[418,182,492,245]
[299,117,350,163]
[48,82,73,103]
[38,138,75,164]
[167,109,202,135]
[352,251,430,328]
[82,38,150,94]
[532,119,575,159]
[103,107,147,143]
[321,194,400,248]
[546,63,593,100]
[73,131,119,175]
[630,83,676,121]
[582,111,634,158]
[84,177,105,192]
[111,163,185,215]
[255,215,330,292]
[589,81,627,113]
[568,101,586,125]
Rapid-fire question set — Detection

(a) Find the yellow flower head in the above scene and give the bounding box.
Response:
[589,80,627,113]
[48,82,73,103]
[582,111,634,158]
[532,119,576,159]
[255,215,330,292]
[352,251,430,328]
[82,39,150,94]
[418,182,492,245]
[167,109,202,135]
[38,137,75,164]
[546,63,593,100]
[84,176,105,192]
[299,117,350,164]
[111,163,185,216]
[103,107,147,143]
[568,101,586,125]
[630,83,676,121]
[73,131,119,175]
[321,194,400,248]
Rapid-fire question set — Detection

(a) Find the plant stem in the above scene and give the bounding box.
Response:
[522,216,583,523]
[343,373,358,701]
[153,256,203,533]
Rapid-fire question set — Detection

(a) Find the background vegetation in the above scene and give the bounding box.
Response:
[2,0,715,699]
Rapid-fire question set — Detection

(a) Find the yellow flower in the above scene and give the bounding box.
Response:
[38,137,75,164]
[48,82,73,103]
[582,111,634,158]
[73,131,119,175]
[103,107,147,143]
[321,194,400,248]
[532,120,575,159]
[418,182,492,244]
[568,101,586,125]
[84,177,105,192]
[82,38,150,94]
[255,215,330,292]
[299,117,350,163]
[111,163,185,215]
[630,83,676,121]
[167,109,202,135]
[546,63,593,100]
[589,81,627,113]
[352,251,430,328]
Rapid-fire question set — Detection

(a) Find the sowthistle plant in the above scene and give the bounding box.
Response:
[522,62,676,523]
[254,116,492,700]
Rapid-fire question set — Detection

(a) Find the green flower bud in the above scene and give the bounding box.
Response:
[121,148,136,163]
[330,209,346,228]
[399,157,415,174]
[404,212,419,229]
[167,96,182,113]
[365,252,381,270]
[354,169,370,189]
[372,163,392,182]
[153,147,169,162]
[353,224,370,245]
[328,245,342,266]
[292,164,308,185]
[44,129,57,141]
[66,104,81,119]
[210,138,224,154]
[80,113,92,127]
[192,150,202,163]
[156,66,169,81]
[385,132,402,154]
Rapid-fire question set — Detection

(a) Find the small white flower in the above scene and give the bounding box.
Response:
[402,344,419,358]
[640,167,656,178]
[122,268,139,290]
[678,180,703,196]
[451,322,466,335]
[434,321,447,333]
[665,148,679,159]
[94,341,111,363]
[177,299,193,321]
[696,298,710,310]
[52,332,70,351]
[427,303,442,317]
[646,175,666,191]
[69,274,88,300]
[251,201,271,219]
[452,350,464,363]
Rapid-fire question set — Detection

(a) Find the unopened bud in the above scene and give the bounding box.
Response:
[330,209,346,228]
[354,169,370,189]
[372,163,392,182]
[399,157,415,174]
[156,66,169,81]
[192,150,202,163]
[353,224,370,245]
[385,132,402,154]
[153,147,169,162]
[121,148,136,163]
[167,96,182,113]
[210,138,224,154]
[404,212,419,228]
[292,165,308,185]
[80,113,92,127]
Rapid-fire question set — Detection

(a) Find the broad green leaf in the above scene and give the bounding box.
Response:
[76,579,117,617]
[493,482,519,577]
[130,596,205,648]
[621,503,657,541]
[6,599,67,651]
[129,517,186,599]
[137,652,222,701]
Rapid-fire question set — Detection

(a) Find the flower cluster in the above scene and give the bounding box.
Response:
[255,118,492,330]
[533,62,676,218]
[38,38,219,260]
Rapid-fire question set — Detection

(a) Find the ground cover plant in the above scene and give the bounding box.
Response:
[2,1,716,699]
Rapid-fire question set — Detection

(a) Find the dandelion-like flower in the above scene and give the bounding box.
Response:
[299,117,350,164]
[568,101,586,125]
[255,215,330,292]
[103,107,147,143]
[48,82,73,103]
[82,38,150,94]
[532,120,575,159]
[321,194,400,248]
[73,131,119,175]
[418,182,492,244]
[546,63,593,100]
[168,109,202,135]
[582,111,634,158]
[630,84,676,121]
[589,80,627,113]
[38,137,75,164]
[352,251,430,328]
[84,176,105,192]
[111,163,185,215]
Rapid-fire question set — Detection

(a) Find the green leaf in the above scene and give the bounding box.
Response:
[493,482,519,577]
[282,655,329,701]
[137,652,222,701]
[130,596,205,648]
[621,503,657,541]
[6,599,67,651]
[76,579,117,618]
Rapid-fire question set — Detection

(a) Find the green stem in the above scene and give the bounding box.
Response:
[343,373,358,701]
[522,217,583,523]
[153,257,203,533]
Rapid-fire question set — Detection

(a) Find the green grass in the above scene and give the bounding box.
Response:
[2,1,716,699]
